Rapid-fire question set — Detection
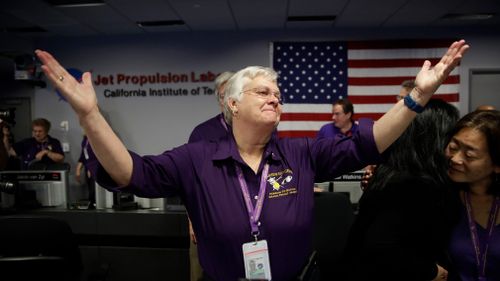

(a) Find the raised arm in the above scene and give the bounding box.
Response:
[35,50,132,186]
[373,40,469,152]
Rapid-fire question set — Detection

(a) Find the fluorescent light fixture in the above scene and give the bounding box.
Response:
[5,26,47,33]
[287,15,336,22]
[441,13,495,21]
[45,0,105,8]
[137,20,185,27]
[55,3,105,7]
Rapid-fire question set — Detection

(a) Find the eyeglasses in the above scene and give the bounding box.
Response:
[242,87,284,104]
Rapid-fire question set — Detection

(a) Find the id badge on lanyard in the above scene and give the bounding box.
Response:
[242,240,272,280]
[235,162,272,280]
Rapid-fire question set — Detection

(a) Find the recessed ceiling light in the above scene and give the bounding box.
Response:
[137,20,185,27]
[441,13,495,21]
[5,26,47,33]
[287,15,336,22]
[45,0,105,8]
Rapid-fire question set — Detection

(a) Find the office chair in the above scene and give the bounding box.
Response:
[0,216,82,281]
[313,192,355,281]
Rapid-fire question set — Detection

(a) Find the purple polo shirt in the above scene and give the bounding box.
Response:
[13,135,64,170]
[448,207,500,281]
[316,122,359,140]
[188,113,278,144]
[188,113,228,143]
[95,119,381,281]
[78,136,99,177]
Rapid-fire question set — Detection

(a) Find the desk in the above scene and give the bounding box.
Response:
[4,208,190,281]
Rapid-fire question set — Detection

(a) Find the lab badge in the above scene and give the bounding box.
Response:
[242,240,272,280]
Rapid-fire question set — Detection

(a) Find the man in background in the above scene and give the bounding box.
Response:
[0,120,9,170]
[397,79,415,101]
[475,104,496,111]
[75,134,98,209]
[187,71,234,281]
[317,98,358,139]
[6,118,64,170]
[188,72,234,143]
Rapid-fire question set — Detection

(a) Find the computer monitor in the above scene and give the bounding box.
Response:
[331,170,364,203]
[0,170,69,209]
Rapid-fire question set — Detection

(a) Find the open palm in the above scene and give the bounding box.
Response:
[414,40,469,97]
[36,50,98,118]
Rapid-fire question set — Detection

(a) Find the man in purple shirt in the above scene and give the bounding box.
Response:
[36,40,468,281]
[8,118,64,170]
[188,71,234,281]
[188,71,234,143]
[317,98,358,140]
[76,135,98,207]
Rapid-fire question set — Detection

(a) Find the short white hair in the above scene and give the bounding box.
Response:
[223,66,278,125]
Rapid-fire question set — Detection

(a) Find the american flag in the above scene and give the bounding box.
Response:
[272,40,460,138]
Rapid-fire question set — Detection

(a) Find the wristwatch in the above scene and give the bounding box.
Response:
[404,94,425,113]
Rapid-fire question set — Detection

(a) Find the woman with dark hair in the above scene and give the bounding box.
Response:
[344,99,460,281]
[446,110,500,281]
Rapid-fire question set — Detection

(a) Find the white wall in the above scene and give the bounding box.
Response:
[35,32,273,162]
[29,29,500,172]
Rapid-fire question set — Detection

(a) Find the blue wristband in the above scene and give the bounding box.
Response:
[404,94,425,113]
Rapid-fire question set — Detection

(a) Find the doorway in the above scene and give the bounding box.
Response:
[469,69,500,112]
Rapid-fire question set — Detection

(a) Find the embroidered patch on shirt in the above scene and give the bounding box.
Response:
[267,169,297,198]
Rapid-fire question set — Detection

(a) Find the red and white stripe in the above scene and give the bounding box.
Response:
[277,40,460,138]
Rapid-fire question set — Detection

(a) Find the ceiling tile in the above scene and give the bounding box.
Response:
[107,0,180,22]
[0,0,498,38]
[169,0,235,30]
[335,0,409,27]
[230,0,288,30]
[288,0,348,16]
[55,4,142,34]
